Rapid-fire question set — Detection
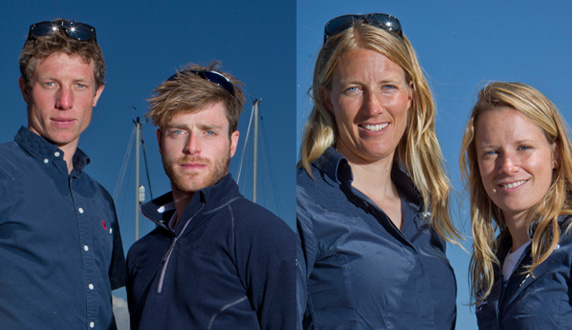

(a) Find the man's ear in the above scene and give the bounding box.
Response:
[229,130,239,158]
[91,84,105,107]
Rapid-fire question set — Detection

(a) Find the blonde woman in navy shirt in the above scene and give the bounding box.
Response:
[460,82,572,328]
[297,13,460,329]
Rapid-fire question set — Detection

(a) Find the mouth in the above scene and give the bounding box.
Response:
[51,118,76,128]
[360,123,389,132]
[499,180,527,189]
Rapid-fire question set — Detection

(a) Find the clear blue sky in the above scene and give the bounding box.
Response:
[297,1,572,328]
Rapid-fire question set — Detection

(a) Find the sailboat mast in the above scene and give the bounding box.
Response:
[252,100,260,202]
[135,117,141,240]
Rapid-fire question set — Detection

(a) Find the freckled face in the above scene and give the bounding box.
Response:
[324,47,412,164]
[20,52,104,151]
[475,107,557,222]
[158,101,239,195]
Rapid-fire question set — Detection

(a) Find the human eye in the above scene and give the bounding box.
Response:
[342,85,361,95]
[42,81,57,89]
[480,149,498,159]
[75,82,88,89]
[166,129,187,138]
[518,145,532,151]
[204,130,218,137]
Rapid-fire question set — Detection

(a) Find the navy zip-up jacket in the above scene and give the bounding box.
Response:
[126,174,296,329]
[476,216,572,329]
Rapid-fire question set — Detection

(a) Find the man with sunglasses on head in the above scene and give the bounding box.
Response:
[125,63,295,330]
[0,19,125,329]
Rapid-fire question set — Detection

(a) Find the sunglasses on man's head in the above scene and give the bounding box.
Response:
[324,13,403,42]
[28,19,96,41]
[167,70,236,96]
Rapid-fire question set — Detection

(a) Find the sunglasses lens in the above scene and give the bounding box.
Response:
[201,71,235,96]
[66,23,95,41]
[369,14,402,36]
[324,15,356,39]
[167,71,235,96]
[30,22,58,38]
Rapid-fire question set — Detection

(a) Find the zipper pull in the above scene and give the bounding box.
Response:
[519,273,531,287]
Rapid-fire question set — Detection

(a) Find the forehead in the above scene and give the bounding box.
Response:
[34,52,95,78]
[475,107,546,142]
[165,101,230,127]
[333,47,406,82]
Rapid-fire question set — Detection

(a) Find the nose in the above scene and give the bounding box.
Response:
[362,90,383,116]
[499,153,518,174]
[183,133,200,155]
[55,86,73,110]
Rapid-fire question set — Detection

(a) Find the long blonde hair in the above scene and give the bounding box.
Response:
[299,20,460,243]
[460,81,572,305]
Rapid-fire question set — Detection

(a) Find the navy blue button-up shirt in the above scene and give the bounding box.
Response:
[0,127,126,329]
[297,147,456,329]
[476,216,572,329]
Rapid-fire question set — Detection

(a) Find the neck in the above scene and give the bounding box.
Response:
[504,211,531,252]
[171,189,194,229]
[59,143,78,174]
[347,157,394,196]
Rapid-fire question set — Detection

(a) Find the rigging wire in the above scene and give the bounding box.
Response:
[235,101,255,185]
[113,126,136,201]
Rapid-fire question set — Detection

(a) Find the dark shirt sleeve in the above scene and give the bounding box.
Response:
[235,210,296,330]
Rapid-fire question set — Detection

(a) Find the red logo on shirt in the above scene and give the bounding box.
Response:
[101,220,107,230]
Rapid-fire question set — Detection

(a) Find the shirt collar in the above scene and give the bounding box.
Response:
[14,126,90,172]
[314,146,422,207]
[141,173,241,229]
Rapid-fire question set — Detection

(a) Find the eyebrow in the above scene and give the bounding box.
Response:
[164,123,223,130]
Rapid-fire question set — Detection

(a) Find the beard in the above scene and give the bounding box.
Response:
[162,151,231,195]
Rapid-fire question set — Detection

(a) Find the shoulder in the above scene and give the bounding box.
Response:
[0,141,30,175]
[81,172,115,206]
[221,198,295,246]
[127,227,170,263]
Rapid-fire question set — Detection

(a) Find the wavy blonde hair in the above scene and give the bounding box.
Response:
[460,81,572,305]
[298,20,460,242]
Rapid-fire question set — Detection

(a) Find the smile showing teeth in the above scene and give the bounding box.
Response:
[362,123,388,132]
[501,180,526,189]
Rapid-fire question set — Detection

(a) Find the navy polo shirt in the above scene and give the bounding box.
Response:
[0,127,126,329]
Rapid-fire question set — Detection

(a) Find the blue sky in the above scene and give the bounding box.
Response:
[2,0,572,328]
[298,1,572,328]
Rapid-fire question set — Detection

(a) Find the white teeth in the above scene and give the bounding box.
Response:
[502,180,526,189]
[363,123,388,131]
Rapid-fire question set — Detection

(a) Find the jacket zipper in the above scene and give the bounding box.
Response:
[156,204,204,293]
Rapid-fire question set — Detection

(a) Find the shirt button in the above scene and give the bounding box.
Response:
[43,158,49,164]
[109,228,113,234]
[89,321,95,328]
[78,208,84,214]
[88,283,94,290]
[84,245,89,252]
[54,151,61,157]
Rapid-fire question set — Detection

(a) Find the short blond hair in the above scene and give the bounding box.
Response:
[147,62,245,134]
